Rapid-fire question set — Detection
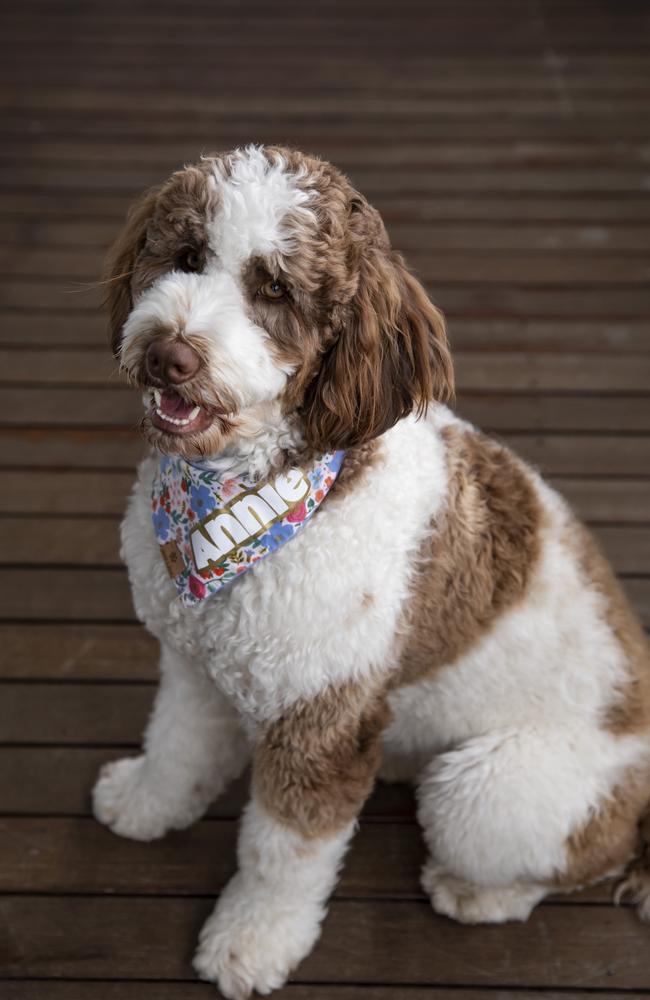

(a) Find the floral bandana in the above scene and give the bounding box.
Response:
[151,451,345,606]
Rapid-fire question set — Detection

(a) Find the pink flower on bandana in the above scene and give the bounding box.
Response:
[221,479,238,499]
[286,501,307,523]
[189,575,207,599]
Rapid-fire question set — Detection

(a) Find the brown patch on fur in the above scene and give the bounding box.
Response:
[394,426,543,687]
[555,765,650,890]
[104,163,216,356]
[328,439,378,498]
[554,523,650,897]
[299,247,453,451]
[240,147,453,450]
[569,522,650,734]
[104,186,161,356]
[253,681,392,838]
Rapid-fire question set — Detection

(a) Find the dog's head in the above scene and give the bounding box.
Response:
[105,145,454,460]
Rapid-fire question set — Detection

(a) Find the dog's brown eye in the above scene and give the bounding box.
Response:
[260,279,286,301]
[177,249,202,273]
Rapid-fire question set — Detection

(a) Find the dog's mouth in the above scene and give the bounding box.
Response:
[149,388,215,436]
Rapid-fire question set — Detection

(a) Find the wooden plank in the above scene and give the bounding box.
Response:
[596,527,650,573]
[553,478,650,524]
[0,428,145,470]
[0,747,249,818]
[4,8,648,35]
[0,682,153,745]
[5,215,650,251]
[447,319,650,353]
[0,816,616,906]
[5,135,650,168]
[1,896,649,988]
[7,987,638,1000]
[0,748,415,821]
[0,349,115,386]
[0,624,157,679]
[4,191,650,224]
[460,396,650,434]
[436,286,650,319]
[11,820,636,923]
[454,352,650,392]
[0,314,111,348]
[2,18,649,49]
[5,162,650,195]
[9,56,650,92]
[503,434,650,476]
[4,54,650,90]
[0,518,120,566]
[0,817,426,899]
[5,110,650,141]
[11,24,633,49]
[0,470,133,515]
[11,987,628,1000]
[0,568,135,620]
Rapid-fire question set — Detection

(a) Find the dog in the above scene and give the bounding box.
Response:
[93,145,650,998]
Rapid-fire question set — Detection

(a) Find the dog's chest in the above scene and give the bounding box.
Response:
[120,422,448,722]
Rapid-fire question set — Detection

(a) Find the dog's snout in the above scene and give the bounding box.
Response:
[146,339,200,385]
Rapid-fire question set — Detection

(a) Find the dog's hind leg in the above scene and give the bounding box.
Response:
[416,726,646,923]
[93,643,249,841]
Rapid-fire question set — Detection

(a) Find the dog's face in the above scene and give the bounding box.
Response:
[106,145,453,460]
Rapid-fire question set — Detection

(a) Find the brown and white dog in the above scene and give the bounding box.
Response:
[94,145,650,998]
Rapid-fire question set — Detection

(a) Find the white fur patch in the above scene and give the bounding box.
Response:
[207,145,315,271]
[92,644,248,841]
[194,799,352,996]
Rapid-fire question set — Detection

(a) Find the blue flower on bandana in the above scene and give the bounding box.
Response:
[189,482,216,518]
[259,520,294,553]
[152,505,170,539]
[310,467,324,489]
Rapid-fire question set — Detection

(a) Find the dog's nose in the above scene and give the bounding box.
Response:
[145,339,200,385]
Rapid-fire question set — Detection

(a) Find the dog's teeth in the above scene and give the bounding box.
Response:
[155,405,201,428]
[153,389,161,406]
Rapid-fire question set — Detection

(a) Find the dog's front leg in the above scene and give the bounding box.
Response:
[194,687,389,999]
[93,643,249,840]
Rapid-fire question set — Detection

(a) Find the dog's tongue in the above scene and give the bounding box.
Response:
[159,389,196,419]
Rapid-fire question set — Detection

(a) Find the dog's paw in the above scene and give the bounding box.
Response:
[193,876,322,998]
[422,861,544,924]
[92,755,176,841]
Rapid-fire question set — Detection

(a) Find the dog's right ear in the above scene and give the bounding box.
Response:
[103,187,159,357]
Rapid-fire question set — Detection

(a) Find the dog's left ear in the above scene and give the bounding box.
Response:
[103,186,160,357]
[302,214,454,451]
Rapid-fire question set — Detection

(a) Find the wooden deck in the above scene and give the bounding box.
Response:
[1,0,650,996]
